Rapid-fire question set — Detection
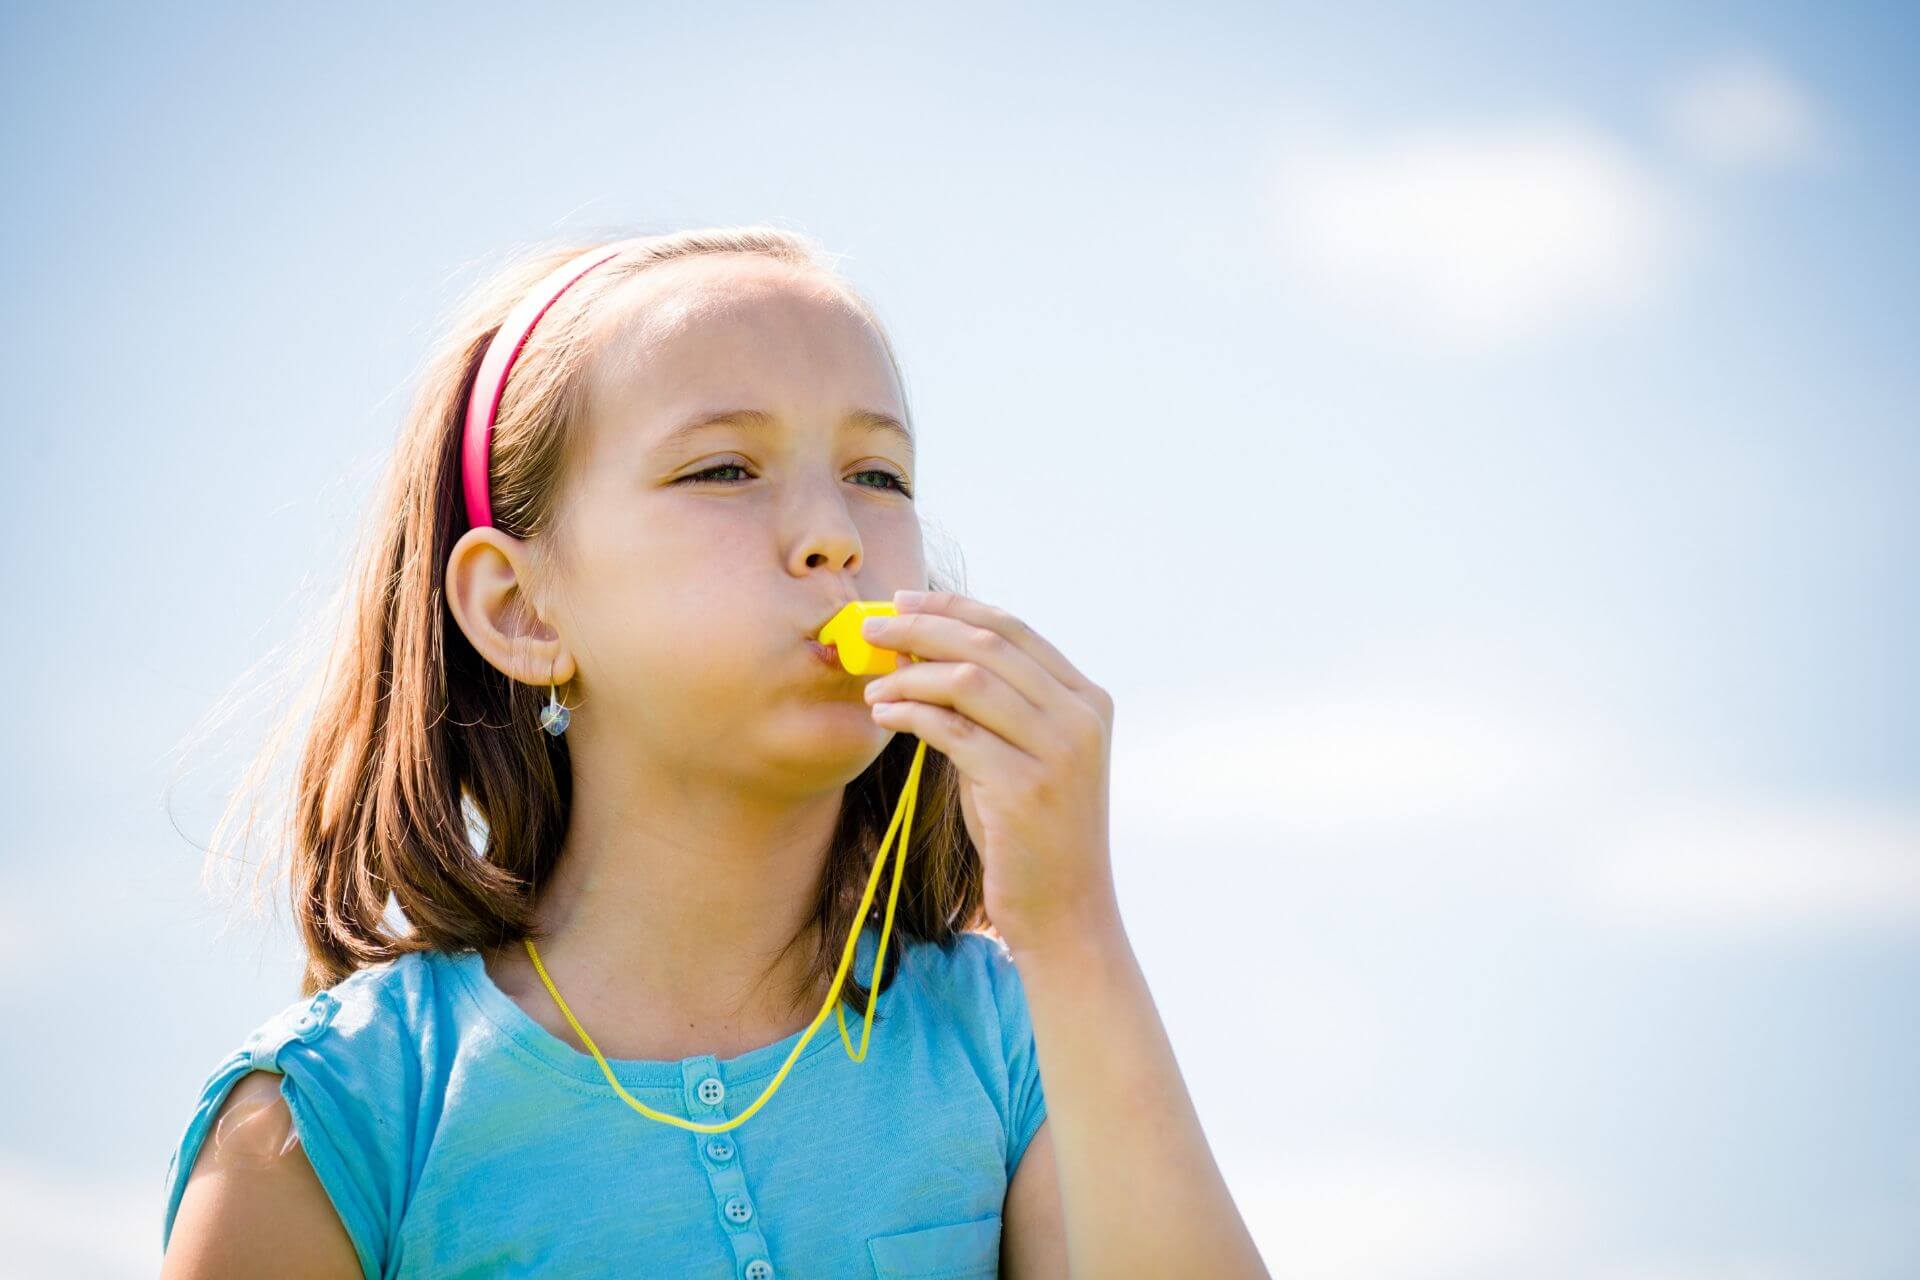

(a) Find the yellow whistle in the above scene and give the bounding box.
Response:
[817,600,912,675]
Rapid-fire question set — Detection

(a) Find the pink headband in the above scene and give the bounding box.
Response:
[460,239,645,529]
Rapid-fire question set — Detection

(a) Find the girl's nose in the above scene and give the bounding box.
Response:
[787,480,865,575]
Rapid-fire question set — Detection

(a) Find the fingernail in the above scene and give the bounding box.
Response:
[862,615,891,635]
[895,589,927,608]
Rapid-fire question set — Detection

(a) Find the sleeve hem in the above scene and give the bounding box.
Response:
[161,1050,255,1255]
[1007,1105,1047,1179]
[276,1070,385,1280]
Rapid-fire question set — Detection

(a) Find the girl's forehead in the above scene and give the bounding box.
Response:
[586,266,902,440]
[600,254,855,351]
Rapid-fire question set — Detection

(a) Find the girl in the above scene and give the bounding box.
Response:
[159,226,1269,1279]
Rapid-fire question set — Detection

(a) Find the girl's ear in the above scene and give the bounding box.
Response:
[445,526,575,687]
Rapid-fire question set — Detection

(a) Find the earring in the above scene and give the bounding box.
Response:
[538,657,571,736]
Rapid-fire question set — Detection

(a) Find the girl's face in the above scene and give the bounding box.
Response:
[542,255,925,791]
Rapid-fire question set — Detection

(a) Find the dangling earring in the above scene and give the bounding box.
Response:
[538,657,571,736]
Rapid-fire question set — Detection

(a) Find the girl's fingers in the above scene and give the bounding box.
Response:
[863,607,1063,717]
[896,591,1098,699]
[869,696,1037,782]
[864,657,1040,756]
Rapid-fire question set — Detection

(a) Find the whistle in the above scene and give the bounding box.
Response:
[817,600,914,675]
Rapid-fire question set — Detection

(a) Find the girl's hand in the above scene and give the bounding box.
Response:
[861,589,1118,952]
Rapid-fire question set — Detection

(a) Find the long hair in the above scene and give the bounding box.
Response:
[189,225,986,1010]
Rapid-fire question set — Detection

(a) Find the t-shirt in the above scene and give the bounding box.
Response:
[159,919,1048,1279]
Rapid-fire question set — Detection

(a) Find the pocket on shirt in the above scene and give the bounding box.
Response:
[866,1212,1003,1278]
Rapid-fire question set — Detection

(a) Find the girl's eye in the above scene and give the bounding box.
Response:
[675,464,913,498]
[677,463,753,485]
[852,468,914,497]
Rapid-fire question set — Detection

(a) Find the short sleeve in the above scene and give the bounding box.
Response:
[160,981,415,1280]
[973,933,1049,1178]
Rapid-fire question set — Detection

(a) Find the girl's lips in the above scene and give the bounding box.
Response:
[807,639,846,670]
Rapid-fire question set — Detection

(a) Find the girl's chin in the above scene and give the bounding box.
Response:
[789,695,886,723]
[827,700,893,730]
[776,711,894,781]
[818,706,898,749]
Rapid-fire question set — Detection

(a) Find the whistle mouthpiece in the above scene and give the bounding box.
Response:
[817,600,904,675]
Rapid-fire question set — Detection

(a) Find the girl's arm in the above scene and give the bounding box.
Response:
[1002,903,1270,1279]
[858,592,1269,1279]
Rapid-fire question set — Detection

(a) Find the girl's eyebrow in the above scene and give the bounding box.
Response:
[659,407,915,456]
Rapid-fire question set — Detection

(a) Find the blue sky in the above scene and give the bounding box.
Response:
[3,2,1916,1275]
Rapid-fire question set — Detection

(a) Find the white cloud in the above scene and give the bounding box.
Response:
[1113,683,1607,835]
[1668,52,1820,170]
[1114,681,1920,938]
[0,1155,157,1277]
[1586,796,1920,931]
[1262,118,1673,348]
[1230,1148,1593,1280]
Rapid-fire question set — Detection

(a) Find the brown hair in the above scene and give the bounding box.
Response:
[187,225,987,1011]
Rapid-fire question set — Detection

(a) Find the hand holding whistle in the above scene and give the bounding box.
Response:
[827,589,1119,958]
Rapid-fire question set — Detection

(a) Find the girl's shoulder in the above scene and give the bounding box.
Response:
[902,926,1034,1025]
[244,948,438,1058]
[223,947,455,1107]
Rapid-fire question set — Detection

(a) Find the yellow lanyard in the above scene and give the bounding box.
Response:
[522,601,923,1132]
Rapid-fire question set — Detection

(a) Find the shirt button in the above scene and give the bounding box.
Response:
[697,1076,726,1106]
[745,1260,774,1280]
[292,993,339,1041]
[723,1194,753,1225]
[706,1137,734,1163]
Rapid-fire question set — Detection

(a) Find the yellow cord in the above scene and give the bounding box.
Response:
[522,735,929,1132]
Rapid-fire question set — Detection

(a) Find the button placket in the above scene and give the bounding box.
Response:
[680,1056,772,1276]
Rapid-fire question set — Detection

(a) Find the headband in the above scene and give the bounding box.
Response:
[460,239,646,530]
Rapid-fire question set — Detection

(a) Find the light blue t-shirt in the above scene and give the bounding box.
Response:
[160,921,1048,1279]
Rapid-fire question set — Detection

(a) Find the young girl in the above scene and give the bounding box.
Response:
[159,226,1268,1279]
